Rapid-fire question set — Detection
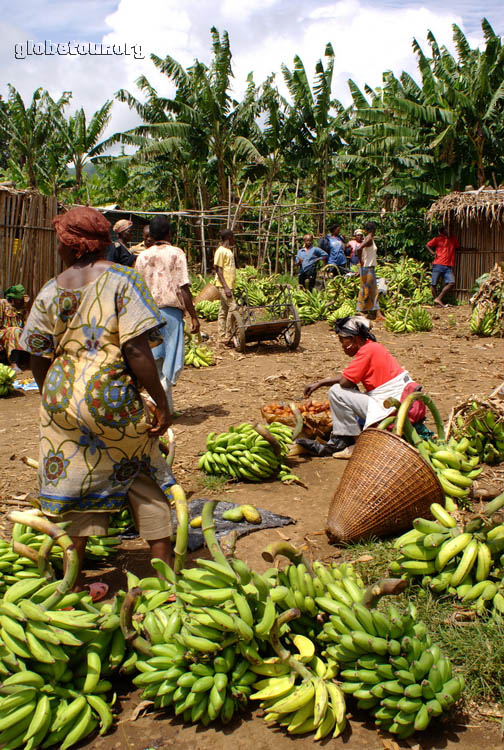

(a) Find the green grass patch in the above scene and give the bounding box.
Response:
[196,472,232,493]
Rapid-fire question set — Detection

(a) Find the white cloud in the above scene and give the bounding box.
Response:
[0,0,491,148]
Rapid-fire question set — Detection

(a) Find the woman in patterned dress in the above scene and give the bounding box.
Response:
[21,207,175,591]
[0,284,30,371]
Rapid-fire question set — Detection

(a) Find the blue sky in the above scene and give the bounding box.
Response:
[1,0,503,138]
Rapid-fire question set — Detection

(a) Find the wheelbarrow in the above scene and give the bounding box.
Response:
[229,285,301,353]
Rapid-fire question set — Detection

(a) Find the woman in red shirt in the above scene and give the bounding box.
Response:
[297,316,416,456]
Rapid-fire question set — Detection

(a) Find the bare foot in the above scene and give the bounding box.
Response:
[434,299,446,308]
[375,312,386,321]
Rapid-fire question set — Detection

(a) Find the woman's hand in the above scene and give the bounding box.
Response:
[148,403,172,436]
[304,382,320,398]
[190,316,200,334]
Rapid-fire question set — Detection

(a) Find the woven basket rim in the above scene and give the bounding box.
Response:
[361,428,445,496]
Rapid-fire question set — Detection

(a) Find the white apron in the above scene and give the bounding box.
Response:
[364,370,412,428]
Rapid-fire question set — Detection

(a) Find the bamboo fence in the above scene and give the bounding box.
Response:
[427,189,504,299]
[0,187,59,301]
[97,198,380,275]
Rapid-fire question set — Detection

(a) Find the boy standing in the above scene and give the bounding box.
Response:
[214,229,237,345]
[426,226,459,307]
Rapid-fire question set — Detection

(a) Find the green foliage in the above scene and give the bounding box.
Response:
[380,206,431,261]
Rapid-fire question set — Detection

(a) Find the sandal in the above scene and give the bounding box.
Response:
[84,582,109,603]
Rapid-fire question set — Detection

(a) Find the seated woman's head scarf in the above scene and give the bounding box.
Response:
[333,315,376,341]
[4,284,25,300]
[53,207,111,260]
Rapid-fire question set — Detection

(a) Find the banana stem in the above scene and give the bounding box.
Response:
[253,423,283,457]
[37,536,56,578]
[172,484,188,576]
[394,392,444,441]
[201,501,235,573]
[269,608,312,680]
[21,456,39,470]
[7,511,78,609]
[483,490,504,517]
[219,529,238,558]
[12,541,38,563]
[288,402,303,440]
[120,586,142,640]
[377,415,396,430]
[362,578,408,609]
[261,541,312,572]
[386,396,422,446]
[159,428,175,468]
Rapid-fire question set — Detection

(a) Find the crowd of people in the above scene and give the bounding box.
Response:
[0,208,460,596]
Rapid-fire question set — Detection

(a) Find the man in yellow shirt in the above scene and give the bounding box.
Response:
[213,228,238,345]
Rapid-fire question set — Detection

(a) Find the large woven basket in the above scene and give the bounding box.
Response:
[326,428,444,543]
[194,282,220,303]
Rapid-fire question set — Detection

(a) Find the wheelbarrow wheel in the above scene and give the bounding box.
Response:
[230,310,246,352]
[284,306,301,350]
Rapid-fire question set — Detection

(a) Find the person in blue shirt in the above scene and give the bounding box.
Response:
[296,234,328,290]
[319,224,347,276]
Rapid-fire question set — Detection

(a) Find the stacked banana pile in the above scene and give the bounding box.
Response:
[184,334,214,368]
[198,421,294,482]
[0,578,124,748]
[450,401,504,465]
[0,363,17,397]
[292,289,328,325]
[327,301,355,327]
[416,437,481,510]
[121,498,461,740]
[384,306,433,333]
[469,263,504,337]
[195,300,219,321]
[323,598,463,739]
[392,496,504,617]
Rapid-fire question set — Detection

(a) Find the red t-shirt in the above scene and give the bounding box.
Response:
[342,341,404,392]
[426,235,459,266]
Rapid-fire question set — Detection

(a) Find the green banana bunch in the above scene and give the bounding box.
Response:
[184,333,214,368]
[292,289,329,325]
[327,301,355,327]
[323,598,463,738]
[198,421,293,482]
[251,660,347,739]
[385,306,432,334]
[450,401,504,465]
[0,363,17,396]
[415,435,480,509]
[392,498,504,619]
[195,300,219,321]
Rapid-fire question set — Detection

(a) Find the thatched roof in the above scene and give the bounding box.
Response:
[427,188,504,225]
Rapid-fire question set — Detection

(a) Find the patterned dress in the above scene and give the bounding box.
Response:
[0,299,25,359]
[20,265,174,516]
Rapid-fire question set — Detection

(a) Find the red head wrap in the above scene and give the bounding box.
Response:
[53,207,111,260]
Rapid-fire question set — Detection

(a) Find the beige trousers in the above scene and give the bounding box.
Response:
[60,473,173,541]
[217,287,238,340]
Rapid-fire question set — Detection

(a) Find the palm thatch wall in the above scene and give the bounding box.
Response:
[0,186,59,301]
[427,189,504,299]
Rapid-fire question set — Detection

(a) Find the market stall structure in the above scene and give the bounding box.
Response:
[427,188,504,300]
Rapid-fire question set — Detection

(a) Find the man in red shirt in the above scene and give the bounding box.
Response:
[426,226,459,307]
[296,316,416,456]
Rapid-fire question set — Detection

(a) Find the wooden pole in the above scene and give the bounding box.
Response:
[227,176,232,228]
[197,182,207,276]
[263,186,285,274]
[257,186,264,269]
[290,178,300,276]
[230,178,249,231]
[274,211,281,275]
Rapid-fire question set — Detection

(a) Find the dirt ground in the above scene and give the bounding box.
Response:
[1,305,503,749]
